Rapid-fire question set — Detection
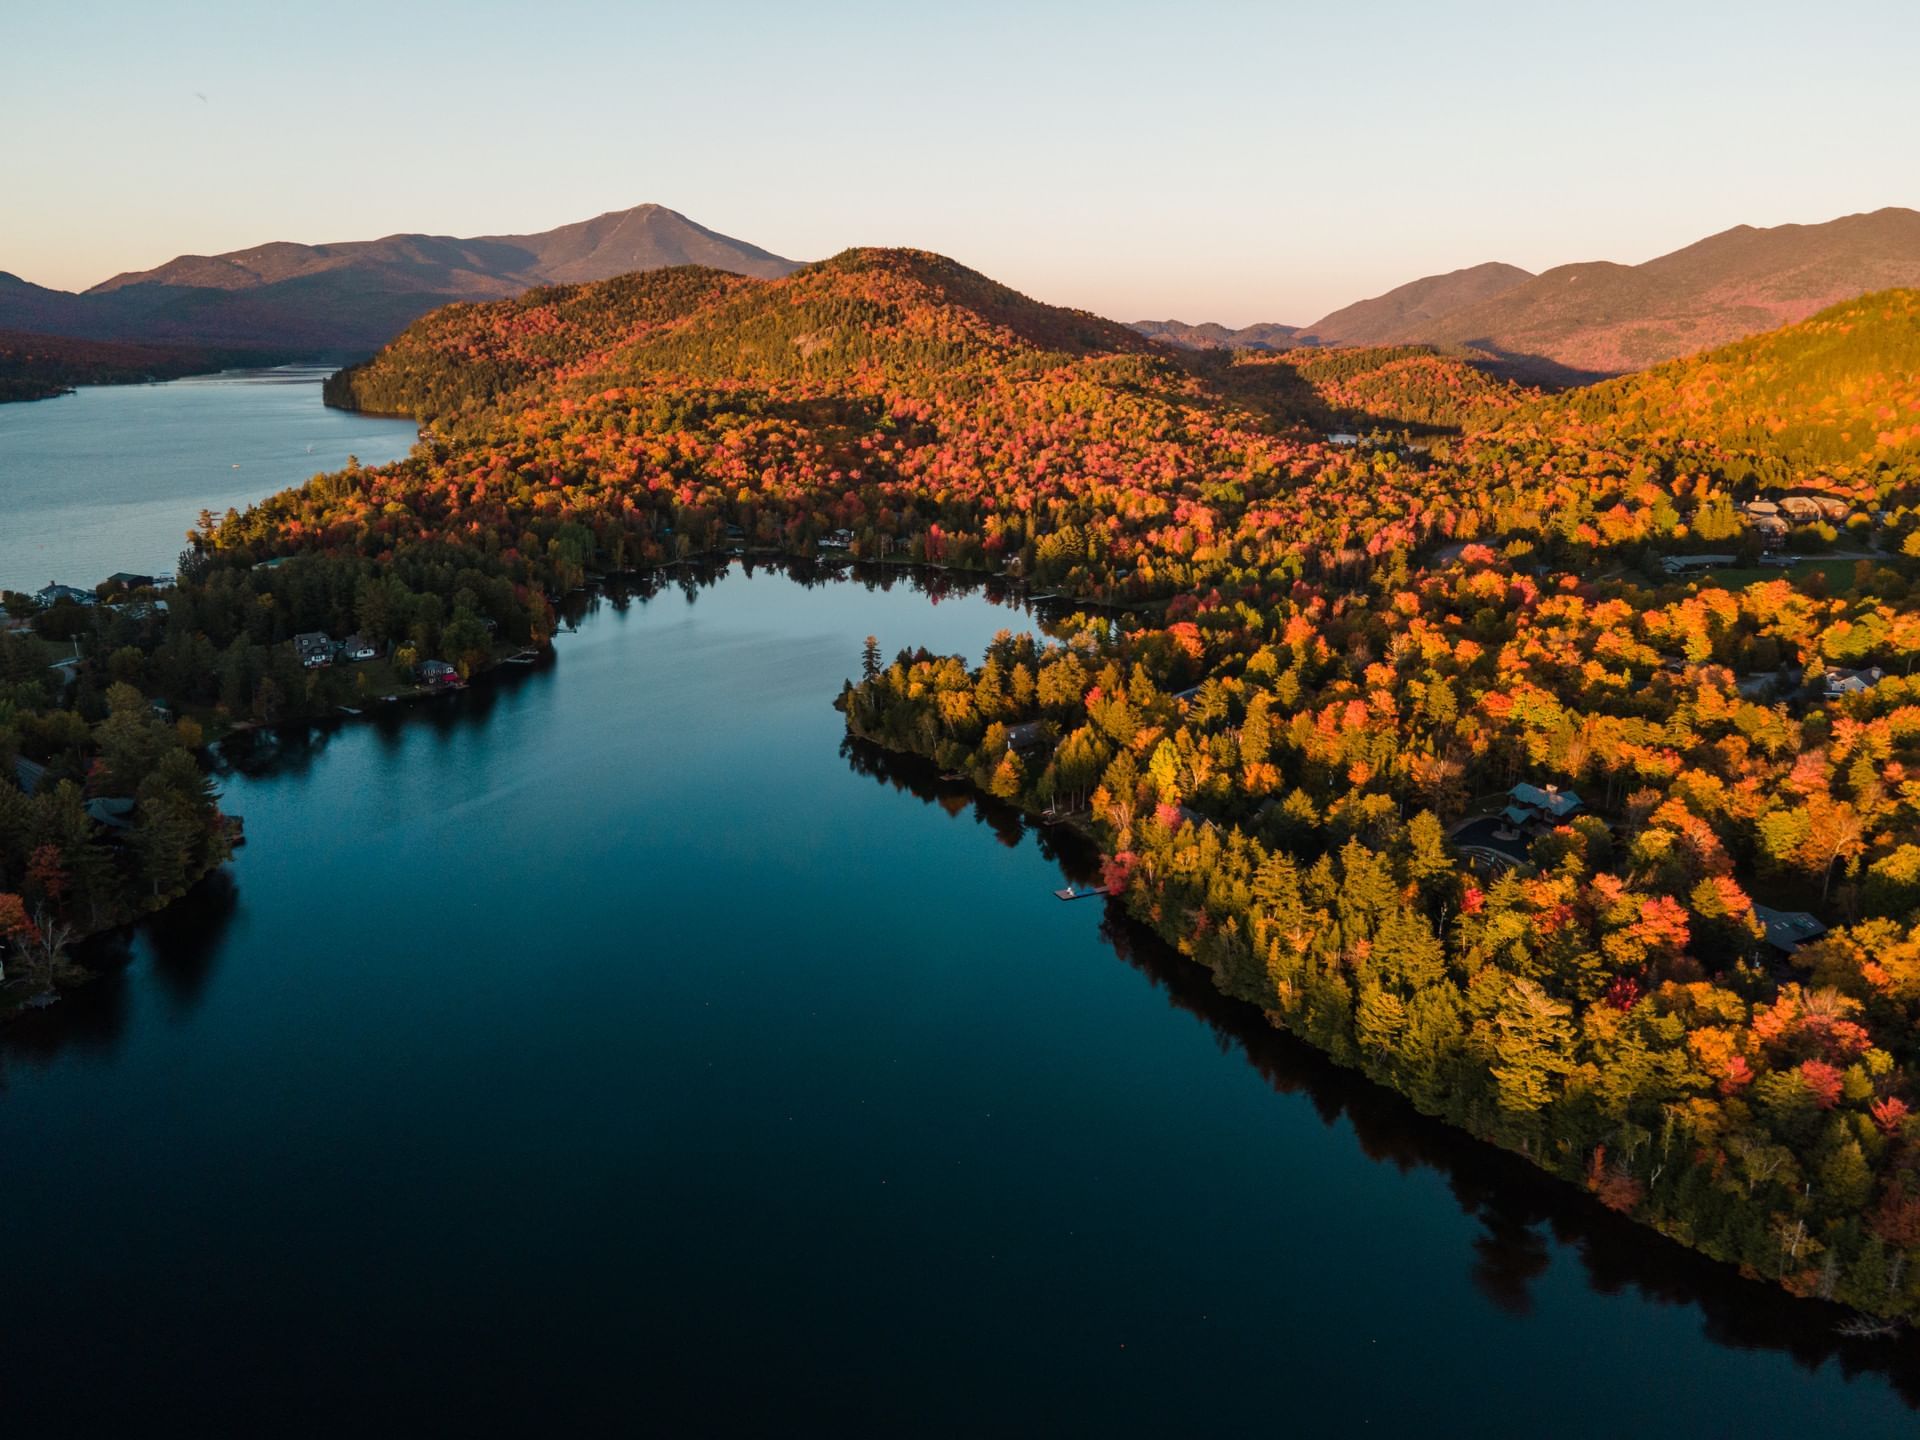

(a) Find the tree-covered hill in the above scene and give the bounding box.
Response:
[1529,289,1920,481]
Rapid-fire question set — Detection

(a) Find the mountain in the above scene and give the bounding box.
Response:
[1517,286,1920,478]
[1304,261,1535,346]
[1129,319,1306,351]
[327,248,1164,421]
[0,205,799,359]
[1315,209,1920,380]
[1135,209,1920,382]
[327,247,1521,453]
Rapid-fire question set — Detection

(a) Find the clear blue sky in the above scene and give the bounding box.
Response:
[4,0,1915,324]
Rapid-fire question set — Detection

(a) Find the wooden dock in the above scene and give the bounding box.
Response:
[1053,886,1106,902]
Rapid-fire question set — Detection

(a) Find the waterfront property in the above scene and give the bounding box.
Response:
[34,581,95,608]
[293,632,334,669]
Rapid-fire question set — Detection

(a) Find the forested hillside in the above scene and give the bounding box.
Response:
[11,253,1920,1326]
[0,330,221,402]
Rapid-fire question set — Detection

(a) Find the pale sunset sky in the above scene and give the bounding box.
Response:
[4,0,1915,325]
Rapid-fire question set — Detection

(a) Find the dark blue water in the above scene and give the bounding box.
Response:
[0,367,415,594]
[4,564,1917,1436]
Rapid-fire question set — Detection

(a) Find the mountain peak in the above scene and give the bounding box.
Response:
[4,206,801,355]
[1304,208,1920,379]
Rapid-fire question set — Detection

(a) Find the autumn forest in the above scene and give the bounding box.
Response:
[8,250,1920,1325]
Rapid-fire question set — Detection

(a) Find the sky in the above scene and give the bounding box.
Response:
[4,0,1916,326]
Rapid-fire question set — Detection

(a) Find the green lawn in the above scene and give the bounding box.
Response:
[1693,557,1864,591]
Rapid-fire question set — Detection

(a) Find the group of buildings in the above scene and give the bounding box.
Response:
[292,632,380,670]
[32,574,172,611]
[1477,781,1827,960]
[1738,496,1853,548]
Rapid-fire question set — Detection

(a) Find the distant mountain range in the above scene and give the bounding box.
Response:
[0,204,799,357]
[1133,208,1920,380]
[1127,319,1306,351]
[7,203,1919,394]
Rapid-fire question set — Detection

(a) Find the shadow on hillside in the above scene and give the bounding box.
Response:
[1454,339,1615,389]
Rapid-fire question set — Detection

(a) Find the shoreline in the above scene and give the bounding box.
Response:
[840,706,1916,1336]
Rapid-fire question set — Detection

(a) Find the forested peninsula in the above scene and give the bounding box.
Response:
[7,252,1920,1325]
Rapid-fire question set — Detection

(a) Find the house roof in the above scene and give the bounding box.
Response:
[1510,782,1581,818]
[85,796,135,830]
[1753,904,1826,952]
[12,756,51,794]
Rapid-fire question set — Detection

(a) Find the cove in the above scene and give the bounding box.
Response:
[4,564,1918,1436]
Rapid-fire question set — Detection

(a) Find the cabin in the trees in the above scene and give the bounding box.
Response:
[83,796,135,833]
[340,634,378,663]
[1752,904,1827,956]
[34,582,95,608]
[1824,666,1885,697]
[1004,721,1049,754]
[10,756,51,794]
[1503,782,1582,830]
[294,632,334,669]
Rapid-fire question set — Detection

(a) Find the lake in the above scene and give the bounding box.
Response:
[4,398,1920,1436]
[0,368,415,594]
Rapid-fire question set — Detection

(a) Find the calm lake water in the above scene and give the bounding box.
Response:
[0,368,415,594]
[4,394,1920,1435]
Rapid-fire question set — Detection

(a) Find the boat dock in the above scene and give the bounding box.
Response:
[1053,886,1106,901]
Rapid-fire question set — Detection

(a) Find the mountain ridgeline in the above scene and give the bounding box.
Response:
[325,250,1527,439]
[1135,207,1920,383]
[0,204,799,359]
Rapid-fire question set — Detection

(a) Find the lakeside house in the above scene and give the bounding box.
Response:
[340,634,378,663]
[1004,721,1049,753]
[820,529,855,551]
[416,659,460,689]
[293,632,334,669]
[1752,904,1827,956]
[103,572,156,590]
[35,582,96,608]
